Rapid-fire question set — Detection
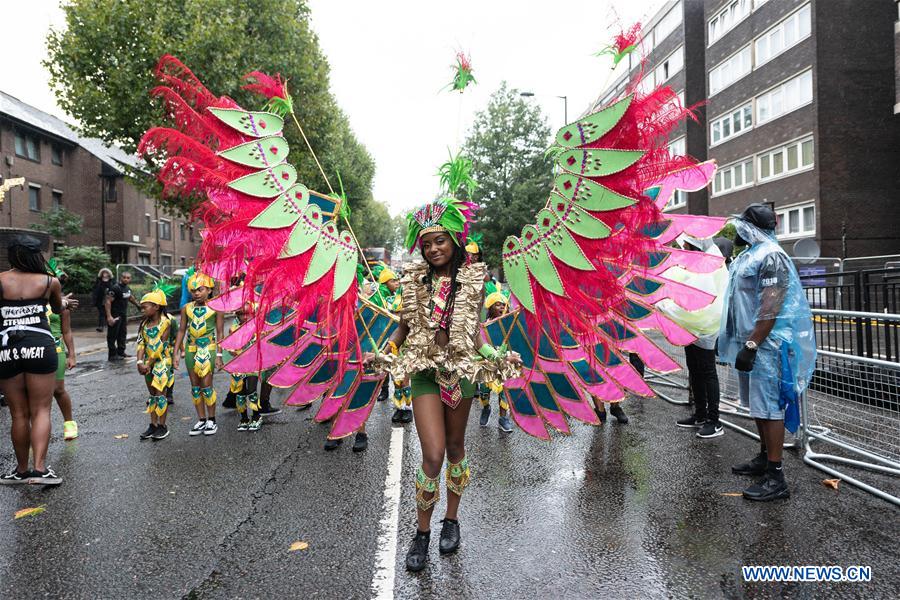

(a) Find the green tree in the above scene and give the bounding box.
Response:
[45,0,376,219]
[349,199,393,249]
[55,246,112,294]
[29,207,84,239]
[462,82,553,270]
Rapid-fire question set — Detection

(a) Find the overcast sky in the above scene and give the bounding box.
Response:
[3,0,667,215]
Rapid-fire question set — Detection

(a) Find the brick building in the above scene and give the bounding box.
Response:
[0,90,201,269]
[895,0,900,113]
[591,0,900,258]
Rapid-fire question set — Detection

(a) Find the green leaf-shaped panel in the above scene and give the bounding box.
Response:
[228,164,297,199]
[303,222,340,285]
[218,136,289,168]
[501,236,535,313]
[520,225,564,296]
[332,230,358,300]
[250,184,309,229]
[554,174,636,211]
[554,94,633,148]
[280,204,324,258]
[208,108,284,137]
[557,148,644,178]
[549,196,612,240]
[535,208,593,271]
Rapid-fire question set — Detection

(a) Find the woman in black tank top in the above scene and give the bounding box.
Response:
[0,235,78,486]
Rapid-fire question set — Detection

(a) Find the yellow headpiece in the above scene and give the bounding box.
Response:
[140,289,167,307]
[377,267,397,284]
[465,240,479,254]
[485,291,508,310]
[188,272,215,291]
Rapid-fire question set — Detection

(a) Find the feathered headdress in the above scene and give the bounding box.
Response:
[465,232,483,254]
[404,197,478,252]
[141,278,180,306]
[446,51,476,93]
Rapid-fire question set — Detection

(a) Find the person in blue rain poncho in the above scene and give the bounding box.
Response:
[718,203,816,502]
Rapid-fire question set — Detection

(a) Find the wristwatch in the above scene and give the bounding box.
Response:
[744,340,758,351]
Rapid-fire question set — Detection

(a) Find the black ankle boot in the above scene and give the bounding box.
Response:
[439,518,461,555]
[405,529,431,572]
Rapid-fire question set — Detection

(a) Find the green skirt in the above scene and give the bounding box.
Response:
[410,369,475,400]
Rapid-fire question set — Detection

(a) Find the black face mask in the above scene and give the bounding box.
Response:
[734,233,748,248]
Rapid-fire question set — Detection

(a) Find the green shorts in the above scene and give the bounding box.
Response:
[410,370,475,400]
[56,351,66,381]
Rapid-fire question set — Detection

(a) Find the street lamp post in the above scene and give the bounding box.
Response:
[520,92,568,124]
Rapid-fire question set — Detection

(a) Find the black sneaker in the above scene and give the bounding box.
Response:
[29,467,63,486]
[257,406,283,417]
[400,409,414,424]
[391,408,405,423]
[697,421,724,438]
[352,432,368,453]
[108,355,124,362]
[479,405,492,427]
[438,518,461,555]
[609,403,629,424]
[237,420,249,432]
[732,452,768,476]
[405,530,431,572]
[324,437,343,451]
[248,418,262,432]
[676,415,706,428]
[151,425,170,440]
[743,475,790,501]
[0,468,31,485]
[140,424,158,440]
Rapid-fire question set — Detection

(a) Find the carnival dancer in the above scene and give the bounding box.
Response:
[366,197,521,572]
[173,272,224,436]
[136,282,179,440]
[46,262,78,440]
[479,291,514,432]
[224,303,263,432]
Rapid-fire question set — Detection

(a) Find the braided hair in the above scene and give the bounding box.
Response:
[421,240,466,329]
[9,245,50,275]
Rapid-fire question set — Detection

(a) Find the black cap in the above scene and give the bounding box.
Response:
[734,203,777,231]
[7,234,43,252]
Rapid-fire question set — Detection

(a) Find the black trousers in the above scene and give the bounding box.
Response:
[96,306,106,329]
[107,315,127,358]
[684,344,720,422]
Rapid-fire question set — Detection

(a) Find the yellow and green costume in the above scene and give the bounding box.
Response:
[46,305,66,381]
[184,301,218,378]
[137,314,178,416]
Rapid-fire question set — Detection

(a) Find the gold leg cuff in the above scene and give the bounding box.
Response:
[415,466,440,512]
[445,456,471,497]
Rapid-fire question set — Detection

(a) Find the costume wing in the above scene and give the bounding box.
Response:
[496,89,726,439]
[140,56,390,438]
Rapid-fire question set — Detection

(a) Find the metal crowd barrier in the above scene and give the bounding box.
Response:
[645,309,900,506]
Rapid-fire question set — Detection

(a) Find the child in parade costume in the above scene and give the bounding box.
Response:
[173,272,224,436]
[45,262,78,440]
[136,282,179,440]
[366,197,522,572]
[224,304,263,432]
[480,291,514,433]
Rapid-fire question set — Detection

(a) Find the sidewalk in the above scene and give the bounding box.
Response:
[72,323,139,357]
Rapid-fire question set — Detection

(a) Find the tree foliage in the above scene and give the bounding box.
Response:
[54,246,112,294]
[45,0,376,221]
[462,82,553,270]
[29,207,84,239]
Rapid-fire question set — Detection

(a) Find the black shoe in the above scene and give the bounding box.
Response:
[151,425,170,440]
[108,355,125,362]
[732,452,768,476]
[119,353,131,358]
[140,424,157,440]
[479,405,492,427]
[222,393,237,409]
[28,467,62,486]
[676,415,706,428]
[438,518,461,555]
[324,437,343,451]
[405,530,431,572]
[352,432,369,453]
[257,406,283,417]
[609,403,629,424]
[95,327,103,332]
[391,408,404,423]
[400,409,414,423]
[0,468,31,485]
[743,474,790,501]
[696,421,724,438]
[377,390,388,402]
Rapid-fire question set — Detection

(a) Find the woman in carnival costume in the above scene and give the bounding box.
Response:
[173,272,224,436]
[45,260,78,441]
[367,197,522,571]
[136,281,179,440]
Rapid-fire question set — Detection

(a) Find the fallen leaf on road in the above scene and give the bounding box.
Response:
[180,417,191,421]
[720,492,743,497]
[288,541,309,552]
[15,506,46,519]
[113,434,129,439]
[823,478,840,490]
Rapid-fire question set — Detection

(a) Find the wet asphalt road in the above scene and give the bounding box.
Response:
[0,348,898,599]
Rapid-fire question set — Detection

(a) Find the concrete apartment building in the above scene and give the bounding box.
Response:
[592,0,900,258]
[0,90,201,268]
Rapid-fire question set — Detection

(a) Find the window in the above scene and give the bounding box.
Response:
[158,218,172,241]
[28,185,40,211]
[51,145,63,166]
[756,70,813,125]
[15,132,40,162]
[103,177,118,203]
[138,252,151,265]
[668,136,686,157]
[775,202,815,239]
[189,226,195,243]
[665,190,688,211]
[708,0,751,46]
[709,45,751,95]
[710,103,753,146]
[52,191,62,211]
[145,214,152,236]
[754,4,811,67]
[758,137,814,182]
[653,46,684,85]
[712,158,754,196]
[179,223,186,241]
[160,255,173,268]
[652,3,682,48]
